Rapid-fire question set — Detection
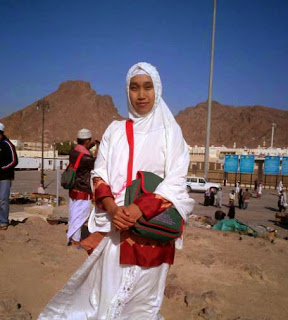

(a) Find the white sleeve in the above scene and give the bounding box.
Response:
[89,121,118,233]
[91,121,116,184]
[154,122,194,222]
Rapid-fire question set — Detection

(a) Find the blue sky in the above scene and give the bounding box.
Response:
[0,0,287,118]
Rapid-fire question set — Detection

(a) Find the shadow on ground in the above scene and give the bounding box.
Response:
[268,219,288,230]
[265,206,278,212]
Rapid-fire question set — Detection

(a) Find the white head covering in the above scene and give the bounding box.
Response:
[126,62,176,133]
[77,128,92,139]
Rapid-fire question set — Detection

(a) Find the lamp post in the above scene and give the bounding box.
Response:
[271,122,276,148]
[204,0,217,180]
[36,99,50,187]
[53,141,56,171]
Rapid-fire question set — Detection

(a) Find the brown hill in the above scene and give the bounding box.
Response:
[175,101,288,148]
[0,80,123,144]
[1,83,287,149]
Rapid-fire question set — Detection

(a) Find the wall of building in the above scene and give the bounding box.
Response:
[16,157,69,171]
[188,160,288,190]
[17,150,58,158]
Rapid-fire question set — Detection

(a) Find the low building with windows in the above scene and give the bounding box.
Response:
[10,140,69,171]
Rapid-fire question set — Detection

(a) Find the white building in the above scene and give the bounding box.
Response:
[16,156,69,171]
[10,139,69,170]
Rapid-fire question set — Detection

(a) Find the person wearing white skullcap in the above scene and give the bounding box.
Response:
[66,128,96,245]
[0,123,18,230]
[39,63,194,319]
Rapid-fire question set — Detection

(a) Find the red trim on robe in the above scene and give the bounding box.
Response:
[69,189,93,200]
[94,184,114,209]
[134,193,163,220]
[92,177,175,267]
[80,232,107,255]
[120,230,175,267]
[134,192,174,220]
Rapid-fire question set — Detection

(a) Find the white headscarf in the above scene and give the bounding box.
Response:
[126,62,176,133]
[90,62,194,243]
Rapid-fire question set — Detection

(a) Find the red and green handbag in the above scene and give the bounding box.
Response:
[61,152,84,189]
[125,120,183,242]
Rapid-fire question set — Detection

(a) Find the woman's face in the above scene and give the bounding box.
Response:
[129,74,155,115]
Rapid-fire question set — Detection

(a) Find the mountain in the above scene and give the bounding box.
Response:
[0,80,123,144]
[175,101,288,148]
[1,83,287,148]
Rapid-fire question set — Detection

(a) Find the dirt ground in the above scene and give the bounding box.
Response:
[0,171,287,319]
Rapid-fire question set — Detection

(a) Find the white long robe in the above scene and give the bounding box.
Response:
[38,62,194,320]
[67,198,91,242]
[38,231,169,320]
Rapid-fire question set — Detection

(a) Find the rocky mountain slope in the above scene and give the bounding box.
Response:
[0,81,123,143]
[1,82,287,148]
[176,101,288,148]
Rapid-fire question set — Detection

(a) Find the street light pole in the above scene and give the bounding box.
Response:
[37,99,49,187]
[204,0,217,180]
[53,141,56,171]
[271,122,276,148]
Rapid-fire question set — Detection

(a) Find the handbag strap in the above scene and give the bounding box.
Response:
[73,152,84,170]
[126,120,134,187]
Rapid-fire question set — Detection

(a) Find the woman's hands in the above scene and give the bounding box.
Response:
[101,197,143,231]
[126,204,143,222]
[111,206,134,231]
[112,204,143,231]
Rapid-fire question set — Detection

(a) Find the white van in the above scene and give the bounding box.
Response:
[186,177,221,192]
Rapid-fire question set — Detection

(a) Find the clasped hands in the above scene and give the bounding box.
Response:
[100,197,143,231]
[110,204,142,231]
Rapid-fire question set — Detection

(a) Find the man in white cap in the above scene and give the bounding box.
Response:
[0,123,18,230]
[67,128,97,246]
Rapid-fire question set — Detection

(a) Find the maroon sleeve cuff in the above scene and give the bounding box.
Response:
[134,193,164,220]
[95,184,114,209]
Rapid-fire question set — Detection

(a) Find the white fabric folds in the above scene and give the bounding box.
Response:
[38,233,169,320]
[68,199,91,242]
[38,62,194,319]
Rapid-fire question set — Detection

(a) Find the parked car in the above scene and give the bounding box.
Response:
[186,176,221,192]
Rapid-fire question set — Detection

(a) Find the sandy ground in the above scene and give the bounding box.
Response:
[0,171,287,319]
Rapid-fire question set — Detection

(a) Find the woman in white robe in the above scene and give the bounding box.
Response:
[38,62,194,320]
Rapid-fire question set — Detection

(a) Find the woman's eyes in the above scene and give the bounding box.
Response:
[129,84,154,90]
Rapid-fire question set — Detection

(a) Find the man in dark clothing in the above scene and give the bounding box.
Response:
[0,123,18,230]
[278,191,285,213]
[254,180,258,191]
[228,190,236,219]
[242,188,252,210]
[67,128,96,245]
[238,188,243,209]
[228,204,235,219]
[215,210,226,221]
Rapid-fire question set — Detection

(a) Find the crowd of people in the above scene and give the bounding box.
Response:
[204,178,287,222]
